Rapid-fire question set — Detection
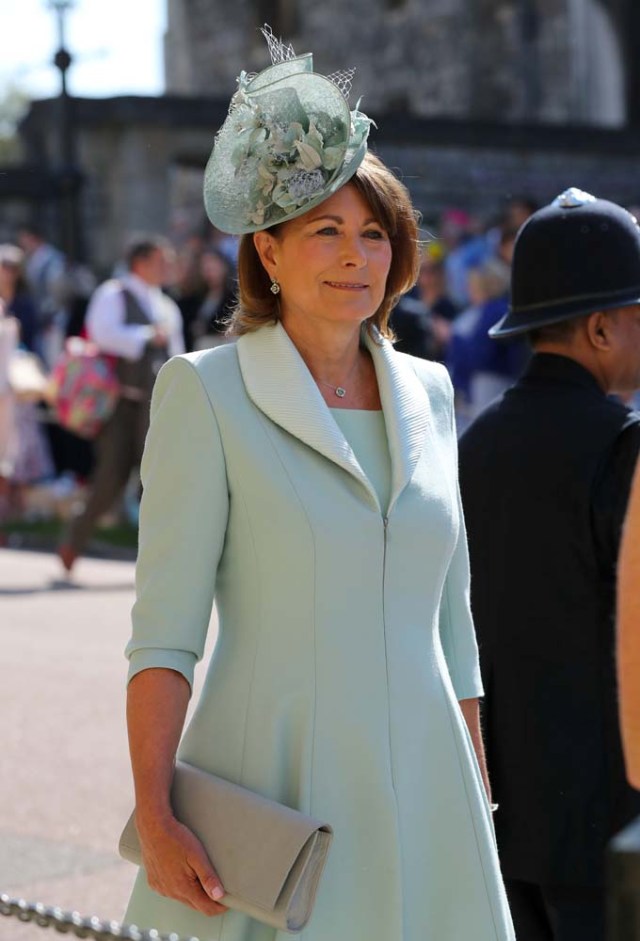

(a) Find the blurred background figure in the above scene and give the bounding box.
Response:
[448,258,528,432]
[5,233,96,489]
[172,234,206,350]
[440,208,491,309]
[0,244,38,353]
[389,289,434,360]
[0,252,55,524]
[57,234,184,573]
[0,300,20,528]
[208,224,239,267]
[418,247,458,318]
[17,224,68,369]
[496,226,518,269]
[391,246,459,361]
[504,195,539,234]
[183,245,235,351]
[62,260,98,339]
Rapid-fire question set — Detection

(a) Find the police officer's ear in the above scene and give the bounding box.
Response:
[585,310,612,351]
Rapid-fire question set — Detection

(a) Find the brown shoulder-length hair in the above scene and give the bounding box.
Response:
[228,152,421,338]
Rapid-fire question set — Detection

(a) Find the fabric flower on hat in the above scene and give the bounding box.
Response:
[272,168,325,210]
[230,98,359,226]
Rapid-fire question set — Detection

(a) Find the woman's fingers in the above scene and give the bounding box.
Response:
[194,865,225,902]
[175,877,227,917]
[185,837,227,907]
[186,885,226,914]
[139,815,227,916]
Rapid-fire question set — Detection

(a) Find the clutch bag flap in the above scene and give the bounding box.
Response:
[119,760,332,932]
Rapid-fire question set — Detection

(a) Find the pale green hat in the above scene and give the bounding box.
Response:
[203,26,373,235]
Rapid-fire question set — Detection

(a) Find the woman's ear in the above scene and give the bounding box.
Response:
[253,231,279,279]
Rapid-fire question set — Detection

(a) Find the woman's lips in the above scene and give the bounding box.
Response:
[324,281,368,290]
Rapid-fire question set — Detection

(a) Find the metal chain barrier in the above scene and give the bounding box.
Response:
[0,895,200,941]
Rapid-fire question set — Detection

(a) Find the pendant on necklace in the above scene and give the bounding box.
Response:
[335,387,346,398]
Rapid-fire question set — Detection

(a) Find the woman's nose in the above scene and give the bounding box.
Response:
[340,236,367,267]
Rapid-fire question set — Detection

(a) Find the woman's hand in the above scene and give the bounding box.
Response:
[137,811,227,916]
[127,669,226,914]
[459,697,493,806]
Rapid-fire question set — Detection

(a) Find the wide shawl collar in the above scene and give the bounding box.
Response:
[236,321,431,513]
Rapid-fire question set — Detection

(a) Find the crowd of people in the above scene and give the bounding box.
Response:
[391,197,535,431]
[0,194,544,538]
[0,223,239,538]
[2,192,640,551]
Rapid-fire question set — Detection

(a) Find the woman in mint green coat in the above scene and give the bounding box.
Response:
[123,29,514,941]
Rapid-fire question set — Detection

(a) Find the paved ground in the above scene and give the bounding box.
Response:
[0,548,217,940]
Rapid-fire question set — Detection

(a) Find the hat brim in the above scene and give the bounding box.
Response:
[489,291,640,339]
[245,53,313,92]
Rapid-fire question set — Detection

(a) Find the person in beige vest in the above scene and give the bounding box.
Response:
[618,460,640,790]
[57,235,184,573]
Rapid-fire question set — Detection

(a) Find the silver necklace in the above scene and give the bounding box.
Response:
[314,357,360,399]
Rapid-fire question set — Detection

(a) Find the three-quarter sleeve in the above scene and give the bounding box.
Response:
[439,483,484,700]
[437,370,484,701]
[125,355,229,689]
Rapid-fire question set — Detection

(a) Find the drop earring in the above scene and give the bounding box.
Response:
[270,278,281,295]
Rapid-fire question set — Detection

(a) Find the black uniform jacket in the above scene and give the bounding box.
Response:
[459,352,640,887]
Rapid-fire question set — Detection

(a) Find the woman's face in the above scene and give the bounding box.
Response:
[256,183,392,331]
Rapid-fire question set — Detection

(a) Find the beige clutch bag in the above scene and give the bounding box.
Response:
[119,761,333,933]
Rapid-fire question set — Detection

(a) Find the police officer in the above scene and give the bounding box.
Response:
[458,188,640,941]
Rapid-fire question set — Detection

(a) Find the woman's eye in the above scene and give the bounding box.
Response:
[317,226,339,235]
[364,229,385,240]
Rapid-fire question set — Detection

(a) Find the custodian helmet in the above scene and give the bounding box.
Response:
[490,188,640,339]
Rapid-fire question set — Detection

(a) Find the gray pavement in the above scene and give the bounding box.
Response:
[0,548,217,940]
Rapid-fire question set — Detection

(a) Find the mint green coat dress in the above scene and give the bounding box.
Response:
[124,321,515,941]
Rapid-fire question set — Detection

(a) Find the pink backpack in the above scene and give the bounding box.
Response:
[51,337,120,439]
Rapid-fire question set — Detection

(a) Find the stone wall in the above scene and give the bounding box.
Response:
[10,4,633,268]
[164,0,627,126]
[16,96,640,271]
[374,135,640,228]
[18,97,222,273]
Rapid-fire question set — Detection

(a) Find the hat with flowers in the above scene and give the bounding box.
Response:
[203,26,373,235]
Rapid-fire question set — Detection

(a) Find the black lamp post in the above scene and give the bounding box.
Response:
[48,0,83,262]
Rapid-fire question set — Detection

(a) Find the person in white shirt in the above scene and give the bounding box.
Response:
[58,235,185,572]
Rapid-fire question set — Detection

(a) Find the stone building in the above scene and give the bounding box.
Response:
[5,0,640,270]
[165,0,636,128]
